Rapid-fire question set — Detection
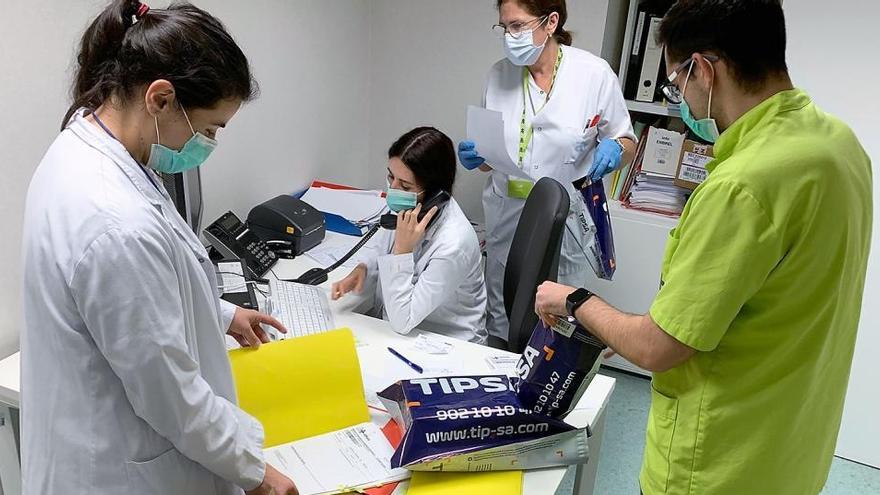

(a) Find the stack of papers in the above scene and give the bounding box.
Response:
[265,422,408,495]
[627,172,690,216]
[613,124,693,218]
[300,187,387,224]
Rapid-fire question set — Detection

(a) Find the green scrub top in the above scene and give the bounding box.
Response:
[641,89,873,494]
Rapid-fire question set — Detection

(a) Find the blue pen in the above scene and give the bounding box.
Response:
[387,347,424,374]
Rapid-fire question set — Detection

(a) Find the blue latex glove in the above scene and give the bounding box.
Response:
[458,140,486,170]
[588,138,624,181]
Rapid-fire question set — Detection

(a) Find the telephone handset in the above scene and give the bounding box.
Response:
[204,211,277,278]
[380,190,451,230]
[294,190,452,286]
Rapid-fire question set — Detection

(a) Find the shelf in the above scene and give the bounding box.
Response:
[608,200,680,228]
[626,99,681,117]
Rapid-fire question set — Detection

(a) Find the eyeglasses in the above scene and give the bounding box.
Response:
[492,15,548,39]
[659,54,719,104]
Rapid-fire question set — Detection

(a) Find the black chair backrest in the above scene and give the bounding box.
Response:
[503,177,570,353]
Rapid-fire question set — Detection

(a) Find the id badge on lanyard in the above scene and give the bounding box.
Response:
[508,47,563,200]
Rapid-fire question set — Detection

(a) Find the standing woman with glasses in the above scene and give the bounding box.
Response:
[458,0,637,346]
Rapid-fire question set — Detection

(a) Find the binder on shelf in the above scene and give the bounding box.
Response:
[636,16,664,103]
[623,9,650,100]
[617,124,651,201]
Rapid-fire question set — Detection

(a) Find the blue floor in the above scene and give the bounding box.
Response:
[556,368,880,494]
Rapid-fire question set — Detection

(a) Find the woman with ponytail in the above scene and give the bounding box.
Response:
[458,0,638,347]
[21,1,297,493]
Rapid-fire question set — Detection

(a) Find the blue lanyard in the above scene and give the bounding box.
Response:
[87,109,160,192]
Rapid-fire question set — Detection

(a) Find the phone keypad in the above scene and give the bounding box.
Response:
[246,240,276,270]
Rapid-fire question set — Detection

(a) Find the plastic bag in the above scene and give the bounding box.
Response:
[572,177,617,280]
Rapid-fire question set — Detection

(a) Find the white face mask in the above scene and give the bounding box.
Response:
[503,23,549,66]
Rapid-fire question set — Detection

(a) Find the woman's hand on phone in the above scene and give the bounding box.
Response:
[392,204,438,255]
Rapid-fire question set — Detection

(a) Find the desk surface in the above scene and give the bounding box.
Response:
[0,231,616,494]
[0,352,18,407]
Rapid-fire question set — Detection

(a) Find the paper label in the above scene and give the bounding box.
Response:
[677,151,711,184]
[551,319,577,338]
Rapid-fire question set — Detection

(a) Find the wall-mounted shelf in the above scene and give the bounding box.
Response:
[626,99,680,117]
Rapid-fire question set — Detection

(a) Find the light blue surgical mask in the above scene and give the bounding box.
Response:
[679,61,720,143]
[386,188,419,212]
[146,106,218,174]
[503,21,549,67]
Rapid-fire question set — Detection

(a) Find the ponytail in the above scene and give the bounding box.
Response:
[62,1,257,130]
[554,27,573,46]
[63,0,140,128]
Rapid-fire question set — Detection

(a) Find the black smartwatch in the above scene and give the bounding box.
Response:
[566,288,594,318]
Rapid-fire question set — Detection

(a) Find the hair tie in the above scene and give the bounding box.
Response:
[136,3,150,19]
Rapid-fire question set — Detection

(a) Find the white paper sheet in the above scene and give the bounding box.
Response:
[300,187,388,223]
[411,333,454,355]
[265,422,408,495]
[217,261,245,294]
[485,354,520,373]
[305,243,361,268]
[466,106,532,180]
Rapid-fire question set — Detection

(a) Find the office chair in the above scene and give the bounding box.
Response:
[503,177,570,354]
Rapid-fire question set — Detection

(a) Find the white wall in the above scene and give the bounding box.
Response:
[0,0,371,359]
[0,0,105,359]
[367,0,610,222]
[199,0,372,223]
[785,0,880,468]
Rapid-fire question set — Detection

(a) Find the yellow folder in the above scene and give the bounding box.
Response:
[407,471,523,495]
[228,328,369,447]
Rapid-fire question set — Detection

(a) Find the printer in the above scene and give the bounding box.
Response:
[247,195,325,255]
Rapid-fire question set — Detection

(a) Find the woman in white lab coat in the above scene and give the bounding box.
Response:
[459,0,637,344]
[331,127,488,344]
[20,2,297,494]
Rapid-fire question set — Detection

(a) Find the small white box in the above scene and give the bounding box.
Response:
[641,127,686,176]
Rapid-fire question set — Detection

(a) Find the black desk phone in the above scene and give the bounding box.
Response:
[204,211,277,278]
[379,190,451,230]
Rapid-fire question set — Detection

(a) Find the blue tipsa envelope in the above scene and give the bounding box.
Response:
[378,375,585,471]
[572,177,616,280]
[378,321,606,472]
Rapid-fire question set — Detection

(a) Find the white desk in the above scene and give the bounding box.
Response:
[0,352,20,495]
[269,231,616,495]
[0,231,616,495]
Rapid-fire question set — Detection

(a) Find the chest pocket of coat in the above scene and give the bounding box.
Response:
[564,126,600,166]
[528,122,584,180]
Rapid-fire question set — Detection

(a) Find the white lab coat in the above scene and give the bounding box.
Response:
[20,110,265,494]
[481,45,636,340]
[354,198,488,344]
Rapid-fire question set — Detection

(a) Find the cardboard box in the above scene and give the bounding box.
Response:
[641,127,686,176]
[674,140,714,190]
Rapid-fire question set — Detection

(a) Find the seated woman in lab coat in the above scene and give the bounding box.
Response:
[331,127,488,344]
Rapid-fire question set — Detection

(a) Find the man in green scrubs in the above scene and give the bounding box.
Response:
[534,1,873,493]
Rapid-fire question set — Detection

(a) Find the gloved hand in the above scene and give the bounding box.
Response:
[458,140,486,170]
[588,138,624,181]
